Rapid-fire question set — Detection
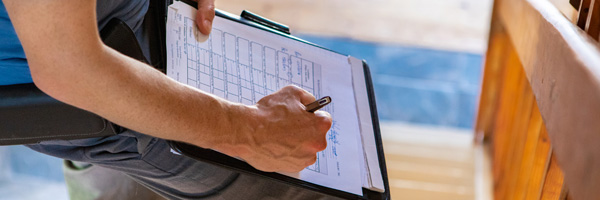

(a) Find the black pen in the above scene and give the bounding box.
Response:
[305,96,332,113]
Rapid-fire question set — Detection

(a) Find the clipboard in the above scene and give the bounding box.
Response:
[165,1,390,199]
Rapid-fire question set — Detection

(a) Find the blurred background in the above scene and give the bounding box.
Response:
[0,0,493,199]
[215,0,492,128]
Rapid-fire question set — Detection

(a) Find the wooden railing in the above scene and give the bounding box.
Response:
[475,0,600,199]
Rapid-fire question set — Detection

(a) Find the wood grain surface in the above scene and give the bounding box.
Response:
[215,0,493,53]
[480,0,600,198]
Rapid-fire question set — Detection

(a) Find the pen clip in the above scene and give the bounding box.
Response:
[241,10,291,35]
[305,96,332,113]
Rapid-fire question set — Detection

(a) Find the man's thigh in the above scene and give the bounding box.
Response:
[26,130,236,198]
[27,130,341,199]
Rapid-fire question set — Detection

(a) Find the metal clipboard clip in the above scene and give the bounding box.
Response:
[241,10,291,35]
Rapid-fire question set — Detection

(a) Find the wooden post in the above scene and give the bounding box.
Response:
[477,0,600,198]
[577,0,592,29]
[586,0,600,39]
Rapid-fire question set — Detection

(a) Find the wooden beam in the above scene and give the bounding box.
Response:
[504,73,535,199]
[577,0,592,29]
[496,0,600,198]
[524,126,552,200]
[586,0,600,40]
[475,5,509,143]
[570,0,581,10]
[490,44,524,200]
[540,153,565,200]
[513,100,544,200]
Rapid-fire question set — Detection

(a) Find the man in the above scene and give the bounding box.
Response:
[1,0,333,198]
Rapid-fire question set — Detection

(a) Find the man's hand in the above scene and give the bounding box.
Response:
[210,86,333,173]
[185,1,332,173]
[194,0,215,35]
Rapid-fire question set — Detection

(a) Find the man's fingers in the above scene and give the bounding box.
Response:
[305,155,318,166]
[195,0,216,35]
[282,85,315,105]
[299,92,317,106]
[314,110,333,133]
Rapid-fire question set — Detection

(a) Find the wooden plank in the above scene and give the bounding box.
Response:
[540,153,565,200]
[382,124,476,200]
[504,74,535,199]
[560,187,570,200]
[490,45,523,200]
[475,6,509,143]
[513,99,544,200]
[577,0,592,29]
[571,0,581,9]
[586,0,600,39]
[524,126,552,200]
[496,0,600,198]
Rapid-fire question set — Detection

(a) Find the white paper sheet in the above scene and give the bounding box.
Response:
[166,1,364,195]
[349,56,385,192]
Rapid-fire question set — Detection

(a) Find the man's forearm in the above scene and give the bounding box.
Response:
[67,46,250,150]
[38,42,250,152]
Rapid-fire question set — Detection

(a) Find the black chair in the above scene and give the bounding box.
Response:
[0,0,168,145]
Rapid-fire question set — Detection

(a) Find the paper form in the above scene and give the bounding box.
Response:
[350,56,385,192]
[166,1,364,195]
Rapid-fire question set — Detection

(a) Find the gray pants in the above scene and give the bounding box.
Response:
[27,130,338,199]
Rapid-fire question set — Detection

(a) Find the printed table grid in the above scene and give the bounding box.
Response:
[183,27,321,105]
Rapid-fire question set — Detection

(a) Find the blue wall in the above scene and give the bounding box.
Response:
[299,35,483,129]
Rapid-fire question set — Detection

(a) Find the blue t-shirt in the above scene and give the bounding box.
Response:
[0,1,31,85]
[0,0,149,86]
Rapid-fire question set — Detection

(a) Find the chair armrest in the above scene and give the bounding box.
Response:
[0,18,150,145]
[0,84,118,145]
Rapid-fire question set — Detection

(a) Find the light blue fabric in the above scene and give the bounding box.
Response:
[0,1,31,85]
[0,0,149,86]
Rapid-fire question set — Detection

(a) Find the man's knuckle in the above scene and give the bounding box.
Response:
[284,85,304,95]
[306,156,317,166]
[282,85,296,91]
[317,116,332,131]
[293,88,304,96]
[207,4,215,10]
[316,140,327,151]
[323,115,333,125]
[295,165,307,172]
